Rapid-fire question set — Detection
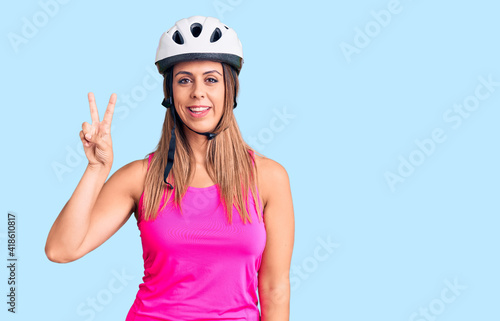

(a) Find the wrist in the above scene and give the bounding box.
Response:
[87,163,112,173]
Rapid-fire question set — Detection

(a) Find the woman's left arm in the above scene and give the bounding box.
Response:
[258,160,295,321]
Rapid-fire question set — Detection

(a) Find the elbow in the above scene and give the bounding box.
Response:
[45,247,64,263]
[258,279,291,305]
[44,245,75,264]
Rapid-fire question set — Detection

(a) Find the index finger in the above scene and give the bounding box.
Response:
[88,92,100,124]
[101,93,117,127]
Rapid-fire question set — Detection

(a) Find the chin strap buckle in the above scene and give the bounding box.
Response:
[162,97,173,108]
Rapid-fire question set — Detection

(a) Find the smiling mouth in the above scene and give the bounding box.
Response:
[187,106,211,116]
[187,106,211,115]
[188,106,211,112]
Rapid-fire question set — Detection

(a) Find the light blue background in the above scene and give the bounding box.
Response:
[1,0,499,320]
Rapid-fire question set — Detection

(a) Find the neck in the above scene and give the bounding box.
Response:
[183,124,210,165]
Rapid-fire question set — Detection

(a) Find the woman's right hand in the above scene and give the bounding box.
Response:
[79,92,117,169]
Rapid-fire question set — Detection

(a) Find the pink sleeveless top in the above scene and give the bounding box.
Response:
[126,152,266,321]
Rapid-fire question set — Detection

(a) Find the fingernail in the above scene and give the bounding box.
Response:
[86,134,91,140]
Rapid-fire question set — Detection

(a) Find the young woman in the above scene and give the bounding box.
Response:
[45,16,295,321]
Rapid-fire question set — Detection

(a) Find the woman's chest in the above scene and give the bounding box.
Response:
[138,197,266,259]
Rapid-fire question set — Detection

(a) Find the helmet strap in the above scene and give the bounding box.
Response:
[161,70,231,189]
[229,66,238,108]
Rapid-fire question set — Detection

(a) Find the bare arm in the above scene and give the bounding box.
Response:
[44,92,142,263]
[258,159,295,321]
[45,164,111,262]
[45,160,145,263]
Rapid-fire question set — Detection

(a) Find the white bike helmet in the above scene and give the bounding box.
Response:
[154,16,244,189]
[155,15,244,75]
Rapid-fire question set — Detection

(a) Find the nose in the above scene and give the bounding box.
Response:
[191,81,205,99]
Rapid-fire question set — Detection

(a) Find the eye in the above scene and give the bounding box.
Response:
[178,78,191,84]
[206,77,218,83]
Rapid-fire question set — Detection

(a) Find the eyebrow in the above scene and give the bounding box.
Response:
[174,70,222,77]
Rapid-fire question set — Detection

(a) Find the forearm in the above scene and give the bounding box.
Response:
[45,164,110,262]
[259,284,290,321]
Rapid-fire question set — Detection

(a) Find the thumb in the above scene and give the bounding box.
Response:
[80,130,93,147]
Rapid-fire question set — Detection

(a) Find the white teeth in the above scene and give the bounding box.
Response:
[189,107,210,112]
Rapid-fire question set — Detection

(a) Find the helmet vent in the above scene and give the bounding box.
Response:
[210,28,222,43]
[172,30,184,44]
[190,23,202,37]
[224,25,229,29]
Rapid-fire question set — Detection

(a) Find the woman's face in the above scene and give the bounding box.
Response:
[172,60,225,133]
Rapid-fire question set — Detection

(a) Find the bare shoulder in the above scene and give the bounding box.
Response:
[252,153,290,208]
[254,154,288,178]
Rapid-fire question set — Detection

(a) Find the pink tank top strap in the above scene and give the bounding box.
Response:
[147,152,155,170]
[248,149,256,167]
[137,153,155,224]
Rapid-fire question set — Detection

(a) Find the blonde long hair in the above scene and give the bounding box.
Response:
[140,62,265,224]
